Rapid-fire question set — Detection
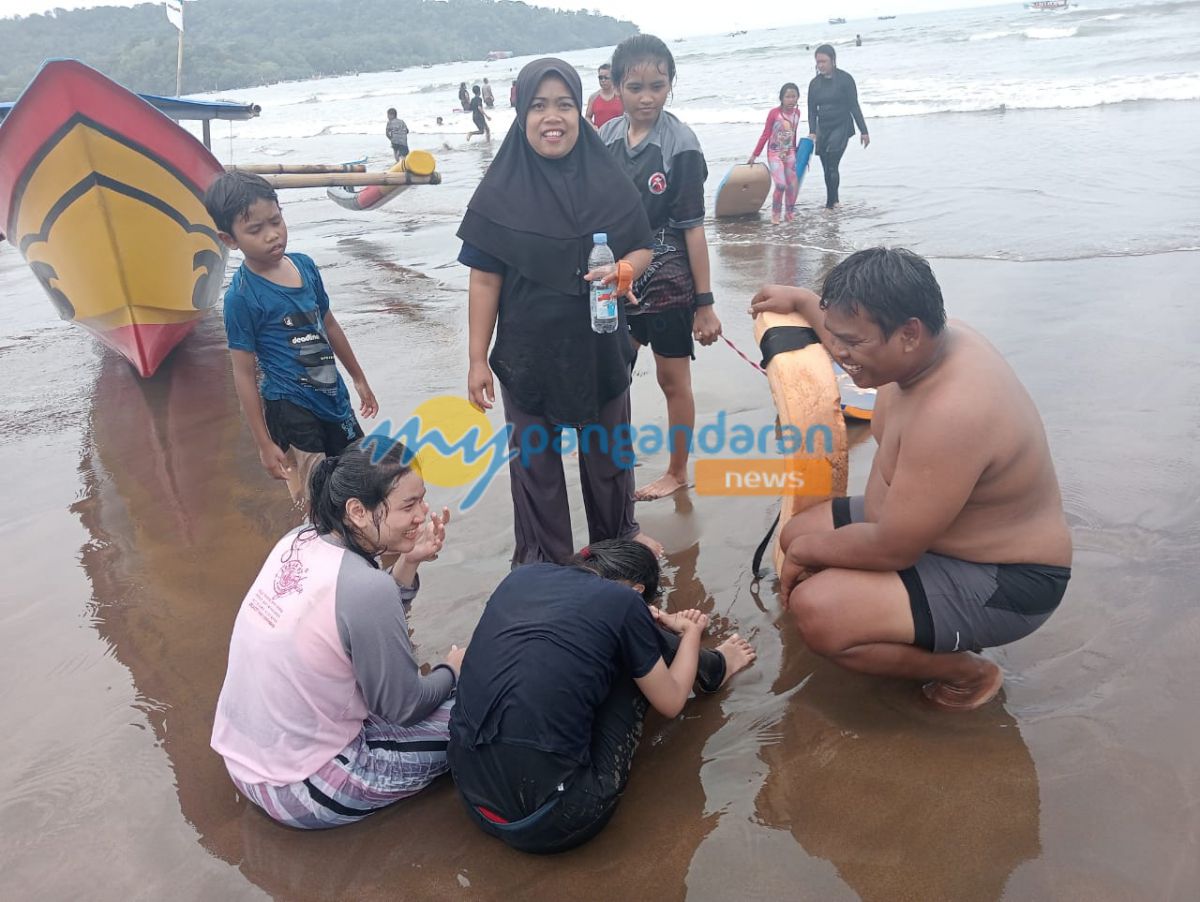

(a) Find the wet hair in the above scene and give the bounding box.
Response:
[610,34,676,87]
[598,62,611,72]
[820,247,947,338]
[203,171,278,236]
[779,82,800,103]
[387,107,397,117]
[306,441,419,565]
[460,81,467,89]
[815,43,837,65]
[473,84,481,96]
[571,539,661,604]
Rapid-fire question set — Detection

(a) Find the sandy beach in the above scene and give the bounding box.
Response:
[3,3,1200,897]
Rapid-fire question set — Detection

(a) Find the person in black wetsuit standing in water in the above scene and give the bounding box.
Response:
[806,43,870,210]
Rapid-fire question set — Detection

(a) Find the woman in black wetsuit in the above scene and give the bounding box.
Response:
[806,43,870,210]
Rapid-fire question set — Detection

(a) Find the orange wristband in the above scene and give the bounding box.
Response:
[615,260,633,294]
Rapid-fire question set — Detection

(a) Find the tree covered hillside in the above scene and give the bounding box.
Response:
[0,0,638,97]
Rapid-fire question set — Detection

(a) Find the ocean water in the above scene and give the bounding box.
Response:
[157,0,1200,279]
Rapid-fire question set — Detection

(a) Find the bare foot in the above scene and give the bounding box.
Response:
[634,472,688,501]
[633,532,664,559]
[771,214,781,225]
[715,634,757,687]
[921,656,1004,712]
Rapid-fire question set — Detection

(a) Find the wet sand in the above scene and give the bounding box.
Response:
[3,104,1200,899]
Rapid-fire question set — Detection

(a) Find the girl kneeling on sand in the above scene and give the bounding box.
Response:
[211,443,464,829]
[448,539,756,853]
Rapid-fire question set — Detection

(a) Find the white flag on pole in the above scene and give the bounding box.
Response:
[165,1,184,32]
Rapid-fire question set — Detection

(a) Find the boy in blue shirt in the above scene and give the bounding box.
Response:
[204,172,378,503]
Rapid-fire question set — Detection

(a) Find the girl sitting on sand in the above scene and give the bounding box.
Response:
[448,539,756,853]
[211,443,464,829]
[599,35,723,501]
[459,58,660,564]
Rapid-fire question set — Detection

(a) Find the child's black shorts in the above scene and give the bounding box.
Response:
[264,398,363,456]
[628,307,695,360]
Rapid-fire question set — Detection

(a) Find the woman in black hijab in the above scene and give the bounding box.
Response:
[458,58,657,566]
[806,43,870,210]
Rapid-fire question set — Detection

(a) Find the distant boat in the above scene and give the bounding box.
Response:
[877,15,896,20]
[486,50,513,61]
[1025,0,1069,9]
[828,18,846,25]
[727,29,747,37]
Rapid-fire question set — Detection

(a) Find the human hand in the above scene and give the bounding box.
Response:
[258,442,291,481]
[354,378,378,419]
[651,607,710,635]
[693,305,722,346]
[408,506,450,563]
[468,360,495,411]
[861,133,870,149]
[749,284,802,318]
[747,155,757,165]
[779,540,817,601]
[585,261,638,306]
[445,644,467,675]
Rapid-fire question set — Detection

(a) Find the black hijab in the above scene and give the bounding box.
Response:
[458,58,650,297]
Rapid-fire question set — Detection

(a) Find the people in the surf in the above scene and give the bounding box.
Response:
[855,33,863,46]
[211,443,465,829]
[458,81,471,111]
[385,107,409,161]
[749,247,1072,711]
[509,78,517,106]
[447,539,756,853]
[466,84,491,142]
[748,82,803,224]
[482,77,495,109]
[806,43,869,210]
[457,57,662,564]
[204,172,377,505]
[599,35,722,501]
[585,62,623,129]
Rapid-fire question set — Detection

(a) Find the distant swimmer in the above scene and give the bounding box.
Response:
[855,33,862,46]
[751,248,1072,711]
[466,84,491,142]
[585,61,622,129]
[807,43,869,210]
[482,77,495,109]
[458,81,470,111]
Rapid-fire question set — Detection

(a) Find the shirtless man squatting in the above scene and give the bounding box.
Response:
[749,247,1072,710]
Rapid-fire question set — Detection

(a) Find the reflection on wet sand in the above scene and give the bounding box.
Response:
[755,615,1040,902]
[69,315,733,899]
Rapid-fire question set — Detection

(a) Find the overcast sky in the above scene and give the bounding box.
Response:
[0,0,1003,39]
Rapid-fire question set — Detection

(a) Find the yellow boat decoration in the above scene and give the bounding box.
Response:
[0,60,236,376]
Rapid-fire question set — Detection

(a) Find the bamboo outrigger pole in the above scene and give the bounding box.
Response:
[227,163,368,174]
[260,171,442,188]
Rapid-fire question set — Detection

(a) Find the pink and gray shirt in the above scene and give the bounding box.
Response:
[211,528,454,786]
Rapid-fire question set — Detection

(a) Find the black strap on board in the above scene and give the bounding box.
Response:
[750,511,781,581]
[759,326,819,369]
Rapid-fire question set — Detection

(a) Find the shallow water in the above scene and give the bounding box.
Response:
[2,2,1200,897]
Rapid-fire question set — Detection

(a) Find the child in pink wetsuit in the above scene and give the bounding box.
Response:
[748,82,802,224]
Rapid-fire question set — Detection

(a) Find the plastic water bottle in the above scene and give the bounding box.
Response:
[589,233,618,334]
